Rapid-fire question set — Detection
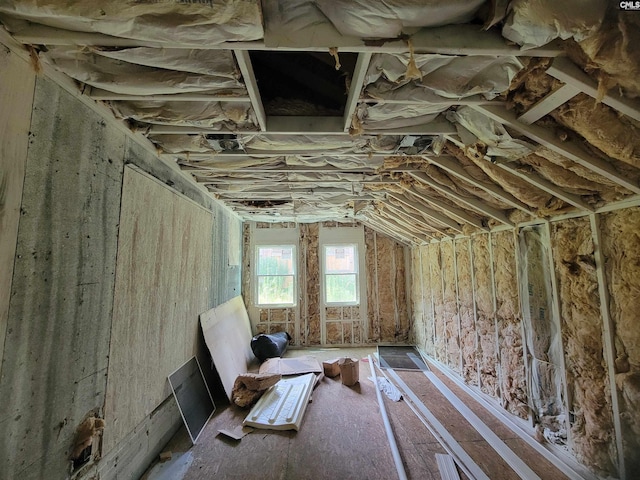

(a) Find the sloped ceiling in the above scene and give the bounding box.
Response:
[1,1,638,245]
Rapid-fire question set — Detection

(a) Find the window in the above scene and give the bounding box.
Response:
[323,244,359,305]
[256,245,296,306]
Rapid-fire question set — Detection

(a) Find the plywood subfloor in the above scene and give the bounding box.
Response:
[144,347,573,480]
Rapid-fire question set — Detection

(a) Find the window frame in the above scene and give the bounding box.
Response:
[322,242,360,306]
[254,244,297,308]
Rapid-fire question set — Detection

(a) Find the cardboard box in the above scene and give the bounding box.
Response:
[322,358,341,377]
[338,357,359,386]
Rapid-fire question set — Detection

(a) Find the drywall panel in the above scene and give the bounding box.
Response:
[200,296,254,400]
[441,241,460,373]
[471,234,499,398]
[551,217,617,476]
[0,46,35,372]
[429,243,446,363]
[103,166,214,452]
[212,205,242,306]
[0,75,125,478]
[492,231,528,419]
[456,238,477,385]
[601,208,640,474]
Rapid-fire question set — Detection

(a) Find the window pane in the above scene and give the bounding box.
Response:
[326,274,357,303]
[258,275,294,305]
[325,245,356,274]
[258,246,294,275]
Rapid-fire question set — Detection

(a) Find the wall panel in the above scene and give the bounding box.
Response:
[103,166,213,452]
[0,46,35,373]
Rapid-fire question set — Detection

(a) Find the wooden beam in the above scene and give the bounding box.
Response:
[344,52,372,132]
[373,215,430,244]
[378,209,436,242]
[360,95,500,106]
[401,187,485,230]
[182,165,418,173]
[12,23,564,56]
[233,50,266,131]
[88,87,251,102]
[493,158,594,212]
[547,57,640,122]
[199,179,400,186]
[425,154,532,214]
[487,232,504,404]
[360,218,413,246]
[385,369,491,480]
[424,370,542,480]
[267,116,343,134]
[472,105,640,195]
[214,193,377,201]
[517,84,580,124]
[388,193,462,233]
[381,202,446,237]
[589,213,626,479]
[452,240,464,373]
[410,171,514,226]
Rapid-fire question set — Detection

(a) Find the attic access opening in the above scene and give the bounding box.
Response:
[249,51,358,116]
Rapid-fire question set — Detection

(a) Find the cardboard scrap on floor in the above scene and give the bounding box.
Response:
[338,357,359,386]
[218,425,254,441]
[258,356,322,376]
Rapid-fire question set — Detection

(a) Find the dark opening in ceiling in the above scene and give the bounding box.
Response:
[249,51,357,116]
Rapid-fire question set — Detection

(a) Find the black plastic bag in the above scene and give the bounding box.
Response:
[251,331,291,362]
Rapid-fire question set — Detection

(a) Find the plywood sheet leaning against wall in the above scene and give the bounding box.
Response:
[301,223,320,345]
[0,45,35,372]
[428,243,446,363]
[492,231,528,419]
[551,217,617,477]
[601,208,640,474]
[441,241,461,373]
[103,166,214,453]
[456,238,477,386]
[471,234,499,398]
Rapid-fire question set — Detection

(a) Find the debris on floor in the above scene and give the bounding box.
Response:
[232,372,282,407]
[243,372,316,431]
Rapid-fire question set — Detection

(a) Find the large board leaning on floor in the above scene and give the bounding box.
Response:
[200,296,256,400]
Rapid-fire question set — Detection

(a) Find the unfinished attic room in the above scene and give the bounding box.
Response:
[3,1,640,479]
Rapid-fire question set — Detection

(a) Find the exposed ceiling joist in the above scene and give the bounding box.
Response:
[181,165,419,173]
[371,214,429,244]
[88,87,251,103]
[343,52,372,132]
[13,23,564,56]
[387,193,463,233]
[472,105,640,195]
[409,171,514,226]
[147,116,455,135]
[376,213,433,244]
[493,158,594,212]
[360,218,413,246]
[233,49,267,131]
[424,155,532,213]
[400,187,485,230]
[517,84,581,125]
[381,202,450,237]
[547,57,640,122]
[204,180,399,188]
